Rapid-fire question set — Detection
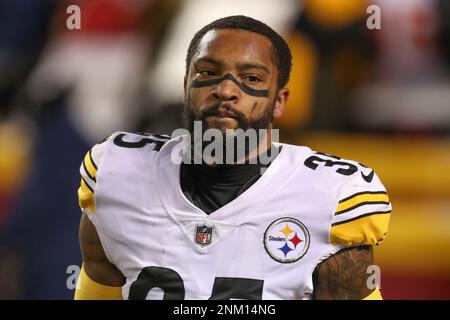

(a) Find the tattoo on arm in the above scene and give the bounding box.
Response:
[312,245,374,300]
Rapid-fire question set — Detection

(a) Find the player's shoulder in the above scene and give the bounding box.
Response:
[277,143,382,189]
[299,149,383,188]
[79,131,172,183]
[292,146,392,247]
[313,152,391,247]
[91,131,172,159]
[100,131,172,151]
[77,131,173,212]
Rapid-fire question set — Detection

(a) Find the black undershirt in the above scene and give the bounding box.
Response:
[180,146,281,214]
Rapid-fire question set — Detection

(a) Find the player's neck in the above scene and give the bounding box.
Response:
[234,131,273,165]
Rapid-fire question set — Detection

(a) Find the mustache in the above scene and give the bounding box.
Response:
[199,103,246,122]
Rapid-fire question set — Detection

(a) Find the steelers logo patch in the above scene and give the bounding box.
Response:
[264,217,310,263]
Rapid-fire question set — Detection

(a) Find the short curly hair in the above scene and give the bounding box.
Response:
[185,15,292,90]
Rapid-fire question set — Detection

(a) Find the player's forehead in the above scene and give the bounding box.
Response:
[192,28,275,71]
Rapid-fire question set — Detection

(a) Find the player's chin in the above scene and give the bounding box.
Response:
[205,116,239,132]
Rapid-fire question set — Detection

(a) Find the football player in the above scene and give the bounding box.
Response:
[75,16,390,300]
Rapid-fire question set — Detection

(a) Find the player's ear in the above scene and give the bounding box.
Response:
[273,87,289,118]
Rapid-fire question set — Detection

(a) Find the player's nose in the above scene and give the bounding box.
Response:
[212,79,240,102]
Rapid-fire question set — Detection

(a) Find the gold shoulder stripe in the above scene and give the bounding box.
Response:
[78,178,95,213]
[336,192,389,214]
[330,211,390,246]
[83,151,97,181]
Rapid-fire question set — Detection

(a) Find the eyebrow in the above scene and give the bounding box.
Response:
[194,57,270,74]
[237,63,270,74]
[194,57,224,67]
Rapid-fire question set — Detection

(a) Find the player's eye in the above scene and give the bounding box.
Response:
[198,70,217,77]
[243,75,262,84]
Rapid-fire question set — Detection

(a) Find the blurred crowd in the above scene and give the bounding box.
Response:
[0,0,449,299]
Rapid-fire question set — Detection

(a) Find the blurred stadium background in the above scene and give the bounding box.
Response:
[1,0,449,299]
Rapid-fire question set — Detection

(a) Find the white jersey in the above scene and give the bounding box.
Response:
[77,131,391,300]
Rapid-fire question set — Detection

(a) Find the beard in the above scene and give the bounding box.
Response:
[181,99,275,164]
[181,99,274,133]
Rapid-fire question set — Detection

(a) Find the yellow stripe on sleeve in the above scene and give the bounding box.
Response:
[336,192,390,214]
[74,265,123,300]
[83,151,97,181]
[330,213,390,246]
[78,178,95,213]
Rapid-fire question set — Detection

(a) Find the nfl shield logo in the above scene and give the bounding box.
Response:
[195,225,213,246]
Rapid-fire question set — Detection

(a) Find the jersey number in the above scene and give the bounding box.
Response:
[128,266,264,300]
[113,133,169,151]
[304,152,375,182]
[304,152,361,176]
